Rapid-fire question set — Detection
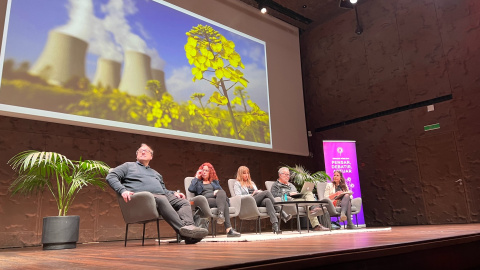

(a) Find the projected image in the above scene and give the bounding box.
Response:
[0,0,271,147]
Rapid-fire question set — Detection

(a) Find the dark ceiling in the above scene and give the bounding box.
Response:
[237,0,365,32]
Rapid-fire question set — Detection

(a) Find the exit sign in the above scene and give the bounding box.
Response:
[424,123,440,131]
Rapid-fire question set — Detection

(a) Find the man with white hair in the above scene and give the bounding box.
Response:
[271,167,329,231]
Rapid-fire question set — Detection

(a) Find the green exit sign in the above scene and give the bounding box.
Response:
[424,123,440,131]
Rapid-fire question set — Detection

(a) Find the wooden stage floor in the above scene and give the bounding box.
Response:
[1,224,480,270]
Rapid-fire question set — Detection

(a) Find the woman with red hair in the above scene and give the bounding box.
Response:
[188,162,241,237]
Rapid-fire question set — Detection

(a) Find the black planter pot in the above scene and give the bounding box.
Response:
[42,216,80,250]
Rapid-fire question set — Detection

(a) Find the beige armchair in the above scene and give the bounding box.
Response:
[117,191,163,246]
[227,179,270,234]
[183,177,240,237]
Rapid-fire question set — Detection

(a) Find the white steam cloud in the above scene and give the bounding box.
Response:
[55,0,165,68]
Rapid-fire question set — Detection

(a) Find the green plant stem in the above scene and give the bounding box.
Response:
[219,79,239,139]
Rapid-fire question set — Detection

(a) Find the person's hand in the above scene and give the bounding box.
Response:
[213,190,219,196]
[121,191,134,202]
[195,170,202,178]
[174,191,185,199]
[289,191,298,196]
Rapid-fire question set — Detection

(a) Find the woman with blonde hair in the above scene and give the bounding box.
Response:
[233,166,291,234]
[189,162,241,237]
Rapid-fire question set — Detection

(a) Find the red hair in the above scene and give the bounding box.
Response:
[198,162,219,182]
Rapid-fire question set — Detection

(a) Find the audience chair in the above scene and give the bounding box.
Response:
[227,179,270,234]
[316,182,363,228]
[184,177,240,237]
[117,191,163,246]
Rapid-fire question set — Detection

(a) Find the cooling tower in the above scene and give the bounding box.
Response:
[93,58,121,89]
[29,30,88,85]
[151,68,167,94]
[118,51,153,97]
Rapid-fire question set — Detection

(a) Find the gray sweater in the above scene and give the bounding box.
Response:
[270,180,297,198]
[106,161,172,195]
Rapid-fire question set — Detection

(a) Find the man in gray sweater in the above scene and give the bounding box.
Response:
[271,167,329,231]
[106,143,208,244]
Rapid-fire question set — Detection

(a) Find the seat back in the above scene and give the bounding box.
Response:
[227,179,237,197]
[184,176,196,201]
[265,181,275,193]
[316,182,328,200]
[117,191,159,224]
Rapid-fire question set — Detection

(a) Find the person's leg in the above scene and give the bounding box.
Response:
[339,194,351,223]
[302,192,328,230]
[255,191,278,224]
[166,193,194,226]
[215,190,232,229]
[153,194,185,233]
[160,193,208,242]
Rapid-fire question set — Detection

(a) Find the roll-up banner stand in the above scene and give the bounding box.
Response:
[323,140,365,225]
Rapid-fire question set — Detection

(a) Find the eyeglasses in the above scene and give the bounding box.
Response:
[281,173,290,176]
[138,148,153,154]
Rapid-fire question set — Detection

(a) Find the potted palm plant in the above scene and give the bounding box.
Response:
[286,165,330,186]
[8,150,110,250]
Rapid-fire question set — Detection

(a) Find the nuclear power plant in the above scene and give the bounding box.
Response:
[29,30,166,98]
[93,58,121,90]
[29,30,88,86]
[118,51,154,97]
[151,68,167,95]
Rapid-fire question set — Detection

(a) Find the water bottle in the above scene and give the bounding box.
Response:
[282,191,288,202]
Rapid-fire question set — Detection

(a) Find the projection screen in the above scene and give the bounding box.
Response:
[0,0,309,156]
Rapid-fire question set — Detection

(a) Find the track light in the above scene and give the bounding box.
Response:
[354,7,363,34]
[339,0,357,9]
[257,0,268,14]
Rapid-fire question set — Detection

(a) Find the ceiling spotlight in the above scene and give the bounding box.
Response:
[257,0,268,14]
[302,5,307,8]
[339,0,356,9]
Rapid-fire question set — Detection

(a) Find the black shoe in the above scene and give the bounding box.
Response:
[217,212,225,225]
[227,228,241,237]
[272,222,282,234]
[331,222,341,230]
[183,236,202,244]
[179,225,209,239]
[280,211,292,223]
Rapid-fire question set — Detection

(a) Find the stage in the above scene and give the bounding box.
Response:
[1,224,479,269]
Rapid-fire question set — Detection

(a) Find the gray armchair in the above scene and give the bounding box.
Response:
[227,179,270,234]
[316,182,362,228]
[184,177,240,237]
[117,191,162,246]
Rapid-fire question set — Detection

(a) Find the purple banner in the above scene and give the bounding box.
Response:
[323,140,365,225]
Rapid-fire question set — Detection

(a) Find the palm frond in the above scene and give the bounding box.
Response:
[8,150,110,216]
[286,164,331,186]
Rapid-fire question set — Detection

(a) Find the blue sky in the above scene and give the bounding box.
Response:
[2,0,270,110]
